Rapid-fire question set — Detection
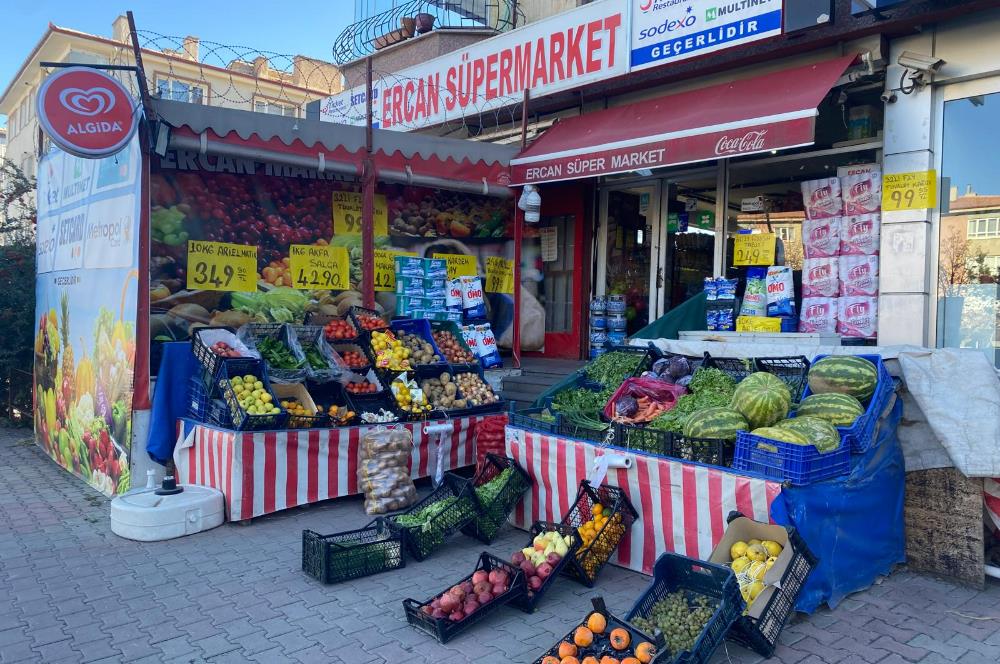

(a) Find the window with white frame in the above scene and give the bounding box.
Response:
[155,77,205,104]
[968,217,1000,239]
[254,99,297,117]
[8,109,17,137]
[776,227,795,242]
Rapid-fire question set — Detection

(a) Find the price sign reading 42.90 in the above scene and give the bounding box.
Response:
[186,241,258,292]
[289,244,350,290]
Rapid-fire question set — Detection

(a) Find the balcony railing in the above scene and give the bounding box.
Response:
[333,0,523,65]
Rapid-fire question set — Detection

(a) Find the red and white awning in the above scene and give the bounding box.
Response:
[510,55,858,186]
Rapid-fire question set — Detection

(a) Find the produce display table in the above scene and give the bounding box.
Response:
[504,426,783,575]
[174,415,487,521]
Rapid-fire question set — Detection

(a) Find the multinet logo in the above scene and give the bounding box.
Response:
[59,87,117,116]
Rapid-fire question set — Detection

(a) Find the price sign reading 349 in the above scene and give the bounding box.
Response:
[186,240,257,292]
[289,244,350,290]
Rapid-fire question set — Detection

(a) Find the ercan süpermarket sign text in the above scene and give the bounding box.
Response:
[37,67,138,159]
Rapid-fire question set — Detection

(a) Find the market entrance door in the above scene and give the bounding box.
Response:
[660,171,720,315]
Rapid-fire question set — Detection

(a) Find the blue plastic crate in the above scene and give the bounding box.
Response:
[389,318,448,368]
[732,429,850,486]
[626,552,743,664]
[187,375,212,422]
[800,354,894,454]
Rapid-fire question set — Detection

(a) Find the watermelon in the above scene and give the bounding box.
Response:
[682,407,748,441]
[797,393,864,426]
[777,416,841,453]
[807,356,878,400]
[750,427,809,445]
[731,372,792,430]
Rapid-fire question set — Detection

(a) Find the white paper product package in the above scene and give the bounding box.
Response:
[765,266,796,317]
[739,267,768,317]
[801,178,844,220]
[838,297,878,338]
[802,217,842,258]
[841,168,882,215]
[460,275,486,320]
[445,278,464,312]
[841,214,881,256]
[802,257,840,298]
[475,323,503,369]
[839,255,880,296]
[799,297,839,334]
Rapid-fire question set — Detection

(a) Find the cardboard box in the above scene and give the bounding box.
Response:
[707,515,795,620]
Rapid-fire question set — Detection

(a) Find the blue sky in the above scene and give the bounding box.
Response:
[1,0,354,127]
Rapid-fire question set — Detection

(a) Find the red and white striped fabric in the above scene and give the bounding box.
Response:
[505,427,783,576]
[174,416,484,521]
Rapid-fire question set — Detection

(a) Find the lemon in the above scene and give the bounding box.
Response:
[750,561,767,581]
[765,556,777,569]
[731,556,751,574]
[748,538,762,547]
[261,393,272,403]
[746,544,767,562]
[762,540,783,558]
[730,541,748,560]
[748,581,764,601]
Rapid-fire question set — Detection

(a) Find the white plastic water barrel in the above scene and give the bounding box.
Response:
[110,483,225,541]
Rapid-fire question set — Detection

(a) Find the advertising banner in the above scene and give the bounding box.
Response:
[34,135,141,496]
[630,0,782,72]
[319,0,628,131]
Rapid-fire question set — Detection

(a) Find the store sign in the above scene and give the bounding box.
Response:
[186,241,258,292]
[36,67,139,158]
[732,233,776,266]
[320,0,627,131]
[434,253,478,279]
[374,249,417,291]
[332,191,388,236]
[881,170,937,211]
[484,256,515,294]
[630,0,782,71]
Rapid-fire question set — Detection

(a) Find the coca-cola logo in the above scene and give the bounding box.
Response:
[845,302,870,318]
[714,129,768,156]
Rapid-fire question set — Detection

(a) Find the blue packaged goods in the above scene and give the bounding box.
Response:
[706,308,720,331]
[608,314,627,331]
[395,276,427,296]
[590,346,607,359]
[423,258,448,279]
[766,266,796,317]
[607,294,626,314]
[717,278,738,301]
[395,296,417,317]
[780,316,799,333]
[445,278,463,311]
[717,308,735,331]
[740,267,768,317]
[423,309,462,323]
[590,296,607,314]
[607,330,627,344]
[476,323,503,369]
[704,277,718,301]
[591,315,607,330]
[590,330,608,346]
[418,295,447,311]
[460,275,487,320]
[409,309,425,319]
[424,281,448,299]
[395,256,425,278]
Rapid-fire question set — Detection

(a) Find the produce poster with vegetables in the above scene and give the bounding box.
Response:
[34,137,141,496]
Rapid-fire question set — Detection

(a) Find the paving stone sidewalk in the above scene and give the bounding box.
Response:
[2,427,999,664]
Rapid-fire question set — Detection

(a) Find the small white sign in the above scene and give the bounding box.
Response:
[540,226,558,262]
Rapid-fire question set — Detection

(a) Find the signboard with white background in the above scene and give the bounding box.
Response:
[632,0,783,72]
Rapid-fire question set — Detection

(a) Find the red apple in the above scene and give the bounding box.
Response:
[511,551,526,566]
[492,583,506,596]
[536,563,553,580]
[472,570,489,585]
[519,561,536,577]
[449,610,465,622]
[546,553,562,566]
[528,575,543,591]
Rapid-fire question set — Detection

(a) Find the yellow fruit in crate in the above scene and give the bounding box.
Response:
[731,556,751,574]
[747,581,764,601]
[730,541,748,560]
[749,561,767,581]
[261,393,272,403]
[746,544,767,562]
[766,556,777,570]
[593,504,604,516]
[762,540,783,558]
[748,538,762,546]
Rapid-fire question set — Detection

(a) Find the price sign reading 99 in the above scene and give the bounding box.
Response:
[289,244,350,291]
[332,191,388,237]
[882,170,936,211]
[186,240,257,292]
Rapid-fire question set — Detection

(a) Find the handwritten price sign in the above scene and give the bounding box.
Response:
[186,241,257,292]
[374,249,416,292]
[332,191,388,237]
[736,316,782,333]
[882,170,936,211]
[433,253,477,280]
[732,233,776,266]
[485,256,514,294]
[289,244,350,291]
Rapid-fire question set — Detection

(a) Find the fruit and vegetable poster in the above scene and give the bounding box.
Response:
[149,151,534,364]
[34,136,141,496]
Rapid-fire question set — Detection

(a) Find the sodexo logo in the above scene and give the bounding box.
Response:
[637,5,696,40]
[58,87,117,117]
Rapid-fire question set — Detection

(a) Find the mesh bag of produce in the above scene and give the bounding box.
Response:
[358,426,417,515]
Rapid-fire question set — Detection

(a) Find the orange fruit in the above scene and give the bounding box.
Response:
[561,658,580,664]
[574,625,594,647]
[558,642,578,659]
[599,657,619,664]
[586,612,607,634]
[541,658,560,664]
[582,657,600,664]
[635,642,657,663]
[622,658,641,664]
[609,627,631,651]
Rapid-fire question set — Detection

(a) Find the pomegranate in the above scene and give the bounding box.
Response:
[471,570,489,585]
[536,563,553,580]
[448,610,465,622]
[528,575,543,591]
[477,591,493,604]
[438,593,459,614]
[491,583,506,596]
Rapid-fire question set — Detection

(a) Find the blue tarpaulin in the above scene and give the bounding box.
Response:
[771,398,906,613]
[147,342,199,465]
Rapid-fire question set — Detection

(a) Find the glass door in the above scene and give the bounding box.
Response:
[660,171,720,315]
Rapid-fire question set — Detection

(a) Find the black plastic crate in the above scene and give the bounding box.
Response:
[346,389,402,425]
[532,596,661,663]
[403,553,526,644]
[558,417,611,444]
[391,318,449,369]
[241,322,310,383]
[613,422,672,457]
[331,342,372,373]
[670,434,735,467]
[754,356,811,403]
[583,344,659,389]
[724,513,818,658]
[289,324,343,384]
[312,313,361,345]
[430,320,479,370]
[511,521,580,613]
[460,454,532,544]
[191,326,254,378]
[639,350,708,380]
[387,473,481,561]
[348,305,390,333]
[307,382,356,427]
[703,354,756,383]
[508,399,560,435]
[217,360,288,431]
[626,552,743,664]
[301,518,405,584]
[559,481,638,587]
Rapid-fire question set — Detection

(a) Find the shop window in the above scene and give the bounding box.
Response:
[938,89,1000,367]
[254,100,298,117]
[156,77,205,104]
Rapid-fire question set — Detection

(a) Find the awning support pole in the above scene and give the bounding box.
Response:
[512,89,529,370]
[362,57,375,309]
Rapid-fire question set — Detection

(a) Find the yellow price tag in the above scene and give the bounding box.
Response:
[484,256,514,294]
[736,316,782,333]
[433,253,477,279]
[374,249,416,292]
[882,170,936,211]
[288,244,350,291]
[332,191,388,237]
[732,233,776,266]
[186,241,257,292]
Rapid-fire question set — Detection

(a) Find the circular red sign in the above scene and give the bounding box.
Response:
[36,67,138,158]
